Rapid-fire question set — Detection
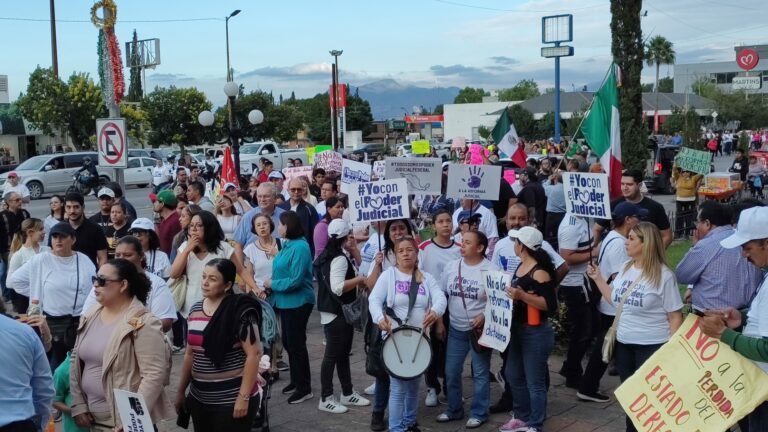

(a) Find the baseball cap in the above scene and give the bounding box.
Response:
[224,182,238,191]
[156,190,178,207]
[508,226,543,250]
[612,202,649,221]
[129,218,155,232]
[268,171,285,180]
[49,222,76,238]
[328,219,351,238]
[97,188,115,199]
[7,172,18,178]
[457,210,482,224]
[721,207,768,249]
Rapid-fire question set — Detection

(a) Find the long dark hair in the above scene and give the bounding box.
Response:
[518,241,557,282]
[191,210,225,253]
[316,230,348,267]
[50,195,65,219]
[107,258,152,304]
[383,219,414,258]
[323,196,342,222]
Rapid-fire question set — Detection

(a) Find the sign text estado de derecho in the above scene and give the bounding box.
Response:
[563,172,611,219]
[348,178,409,223]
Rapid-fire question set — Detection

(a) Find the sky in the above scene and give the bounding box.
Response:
[1,0,766,107]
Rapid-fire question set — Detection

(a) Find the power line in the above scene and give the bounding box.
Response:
[0,16,222,23]
[432,0,605,13]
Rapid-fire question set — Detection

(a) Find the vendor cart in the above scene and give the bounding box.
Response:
[698,172,742,204]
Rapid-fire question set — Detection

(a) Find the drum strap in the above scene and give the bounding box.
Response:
[457,261,471,320]
[385,271,419,326]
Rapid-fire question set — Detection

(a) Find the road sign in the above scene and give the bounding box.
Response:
[736,48,759,71]
[96,118,127,168]
[541,45,574,58]
[732,76,762,90]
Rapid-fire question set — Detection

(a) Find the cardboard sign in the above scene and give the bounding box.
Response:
[503,169,517,185]
[478,271,513,352]
[372,160,386,179]
[114,389,154,432]
[615,315,768,431]
[340,159,372,194]
[282,166,314,190]
[313,150,343,174]
[306,147,316,165]
[384,157,443,195]
[348,178,409,223]
[446,164,502,200]
[676,147,712,176]
[468,143,488,165]
[411,140,431,155]
[562,172,611,220]
[452,137,467,149]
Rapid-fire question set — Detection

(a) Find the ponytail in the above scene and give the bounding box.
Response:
[9,232,23,255]
[10,218,44,255]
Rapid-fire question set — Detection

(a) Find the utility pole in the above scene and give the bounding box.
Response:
[330,63,338,150]
[50,0,58,77]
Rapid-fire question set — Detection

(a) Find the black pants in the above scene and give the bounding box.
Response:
[321,316,354,398]
[544,212,565,251]
[172,313,187,347]
[558,285,597,384]
[578,312,615,395]
[46,315,78,372]
[187,393,260,432]
[278,303,313,393]
[0,419,35,432]
[424,324,447,395]
[675,200,697,239]
[615,342,663,432]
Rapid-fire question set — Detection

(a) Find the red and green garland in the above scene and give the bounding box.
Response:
[92,0,124,107]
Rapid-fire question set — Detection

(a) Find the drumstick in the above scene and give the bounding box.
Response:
[411,327,425,363]
[389,335,404,364]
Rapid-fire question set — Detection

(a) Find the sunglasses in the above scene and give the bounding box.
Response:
[92,275,122,287]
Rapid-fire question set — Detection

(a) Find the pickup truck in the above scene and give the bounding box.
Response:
[238,141,309,174]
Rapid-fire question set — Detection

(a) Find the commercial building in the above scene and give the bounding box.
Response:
[674,44,768,94]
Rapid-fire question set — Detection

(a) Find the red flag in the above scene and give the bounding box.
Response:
[220,146,238,189]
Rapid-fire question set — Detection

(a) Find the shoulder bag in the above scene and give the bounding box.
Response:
[168,276,187,311]
[601,278,641,363]
[320,255,368,332]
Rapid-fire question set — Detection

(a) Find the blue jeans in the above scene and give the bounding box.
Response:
[505,322,554,429]
[444,327,491,421]
[389,376,421,432]
[373,375,390,413]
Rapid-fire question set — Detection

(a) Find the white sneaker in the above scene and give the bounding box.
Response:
[318,395,348,414]
[363,382,376,395]
[340,391,370,406]
[425,387,438,407]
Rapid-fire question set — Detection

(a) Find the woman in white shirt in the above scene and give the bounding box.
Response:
[587,222,683,432]
[215,195,241,241]
[7,218,50,313]
[128,218,171,279]
[368,236,446,432]
[43,194,65,246]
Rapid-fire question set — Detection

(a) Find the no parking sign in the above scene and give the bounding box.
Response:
[97,118,127,168]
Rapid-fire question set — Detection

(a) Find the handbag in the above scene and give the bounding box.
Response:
[457,261,490,353]
[169,276,188,312]
[47,254,82,349]
[319,256,369,332]
[601,278,641,363]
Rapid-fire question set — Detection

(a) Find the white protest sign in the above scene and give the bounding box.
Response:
[478,271,512,352]
[562,172,611,220]
[340,159,372,194]
[384,157,442,195]
[313,150,343,174]
[373,160,386,179]
[446,164,502,200]
[348,178,409,224]
[282,166,314,190]
[113,389,154,432]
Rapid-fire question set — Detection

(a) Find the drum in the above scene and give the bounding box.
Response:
[381,325,433,380]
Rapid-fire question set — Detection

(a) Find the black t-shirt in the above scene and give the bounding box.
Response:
[88,212,111,235]
[517,181,547,229]
[596,196,671,231]
[72,219,108,266]
[105,223,131,260]
[512,265,558,324]
[492,178,516,220]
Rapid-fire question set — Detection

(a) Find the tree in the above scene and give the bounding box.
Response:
[65,73,106,149]
[477,125,492,140]
[498,79,540,102]
[120,102,150,146]
[611,0,646,172]
[126,30,143,102]
[454,87,488,104]
[662,106,701,148]
[645,35,676,133]
[142,86,212,151]
[345,92,374,136]
[566,105,588,137]
[507,104,536,138]
[536,112,558,139]
[641,83,654,92]
[543,87,565,94]
[290,93,331,144]
[691,76,718,99]
[658,76,673,93]
[270,104,304,144]
[433,104,444,115]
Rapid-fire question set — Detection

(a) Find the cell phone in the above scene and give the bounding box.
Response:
[176,406,190,429]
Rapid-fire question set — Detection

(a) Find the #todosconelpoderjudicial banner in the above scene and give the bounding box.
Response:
[348,178,409,224]
[477,271,513,352]
[615,315,768,431]
[385,157,443,195]
[562,172,612,220]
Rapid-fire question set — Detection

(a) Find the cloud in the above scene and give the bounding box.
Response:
[147,73,194,82]
[238,62,332,80]
[490,56,520,65]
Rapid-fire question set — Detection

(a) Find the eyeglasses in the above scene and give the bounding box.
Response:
[129,230,148,236]
[92,275,122,287]
[289,188,305,193]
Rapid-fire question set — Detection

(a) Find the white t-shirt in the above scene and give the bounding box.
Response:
[441,258,499,331]
[152,166,169,186]
[359,233,385,277]
[145,249,171,279]
[178,240,235,317]
[418,238,461,280]
[451,205,499,240]
[3,183,30,199]
[743,275,768,372]
[7,245,50,280]
[216,215,241,241]
[597,230,629,316]
[611,264,683,345]
[491,236,565,274]
[82,272,177,322]
[368,267,446,332]
[243,241,277,288]
[558,214,591,287]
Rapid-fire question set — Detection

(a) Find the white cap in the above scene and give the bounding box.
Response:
[97,188,115,198]
[508,226,543,250]
[223,182,237,191]
[721,207,768,249]
[129,218,155,232]
[328,219,351,238]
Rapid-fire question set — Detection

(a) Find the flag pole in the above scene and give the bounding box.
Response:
[569,64,615,146]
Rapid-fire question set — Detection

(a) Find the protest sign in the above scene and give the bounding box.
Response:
[282,166,314,190]
[452,137,467,149]
[676,147,712,176]
[372,160,386,179]
[306,147,316,165]
[446,164,502,200]
[412,140,430,154]
[562,172,611,220]
[316,144,333,153]
[385,157,442,195]
[340,159,372,193]
[503,169,516,186]
[114,389,154,432]
[468,143,488,165]
[615,315,768,431]
[314,150,343,174]
[478,271,512,352]
[347,178,409,223]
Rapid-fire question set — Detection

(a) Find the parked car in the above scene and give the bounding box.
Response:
[238,141,308,174]
[128,148,167,160]
[644,143,681,194]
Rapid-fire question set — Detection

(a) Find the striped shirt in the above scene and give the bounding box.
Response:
[187,301,257,406]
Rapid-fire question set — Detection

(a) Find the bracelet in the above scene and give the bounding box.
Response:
[238,392,251,401]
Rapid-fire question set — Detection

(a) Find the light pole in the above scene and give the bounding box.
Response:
[329,49,343,150]
[225,9,241,81]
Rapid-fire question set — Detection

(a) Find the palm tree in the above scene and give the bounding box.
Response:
[645,35,676,132]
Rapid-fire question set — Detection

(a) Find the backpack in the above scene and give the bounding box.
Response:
[707,139,718,151]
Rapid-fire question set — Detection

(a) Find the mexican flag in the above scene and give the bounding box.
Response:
[492,109,527,168]
[582,63,622,198]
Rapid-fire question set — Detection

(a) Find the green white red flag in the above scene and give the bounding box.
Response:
[582,63,622,198]
[492,109,527,168]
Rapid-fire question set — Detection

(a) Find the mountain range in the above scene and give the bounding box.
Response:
[351,79,460,120]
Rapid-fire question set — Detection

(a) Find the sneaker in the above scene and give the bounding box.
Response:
[370,411,387,431]
[576,391,610,403]
[340,391,370,406]
[287,390,313,404]
[425,387,438,407]
[466,418,485,429]
[319,395,348,413]
[171,345,184,354]
[435,413,458,423]
[277,360,290,371]
[499,416,528,432]
[363,381,376,395]
[282,383,296,394]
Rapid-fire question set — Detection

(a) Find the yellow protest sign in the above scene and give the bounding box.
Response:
[411,140,430,155]
[306,147,316,165]
[615,315,768,431]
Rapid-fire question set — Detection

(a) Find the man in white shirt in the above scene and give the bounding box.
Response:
[2,172,30,204]
[152,159,171,191]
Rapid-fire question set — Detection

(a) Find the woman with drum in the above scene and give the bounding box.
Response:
[436,230,498,429]
[368,236,446,432]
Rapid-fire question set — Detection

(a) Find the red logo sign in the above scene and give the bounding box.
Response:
[403,115,445,123]
[329,84,347,109]
[736,48,759,71]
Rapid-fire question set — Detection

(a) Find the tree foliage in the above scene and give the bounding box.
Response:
[142,86,212,150]
[453,87,488,104]
[507,104,535,138]
[120,102,150,146]
[498,79,540,102]
[658,77,673,93]
[645,35,675,98]
[345,91,374,136]
[126,30,143,102]
[691,77,719,99]
[662,106,702,148]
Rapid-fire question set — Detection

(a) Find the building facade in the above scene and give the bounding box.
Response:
[674,44,768,95]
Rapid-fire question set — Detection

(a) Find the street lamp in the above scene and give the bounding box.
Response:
[225,9,241,81]
[329,49,343,150]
